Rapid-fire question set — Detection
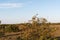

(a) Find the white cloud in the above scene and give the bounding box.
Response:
[0,3,23,8]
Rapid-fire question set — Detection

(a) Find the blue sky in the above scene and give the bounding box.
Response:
[0,0,60,24]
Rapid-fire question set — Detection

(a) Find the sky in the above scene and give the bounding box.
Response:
[0,0,60,24]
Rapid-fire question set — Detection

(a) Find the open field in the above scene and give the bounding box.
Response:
[0,23,60,40]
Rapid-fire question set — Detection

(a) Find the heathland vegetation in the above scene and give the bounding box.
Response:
[0,15,58,40]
